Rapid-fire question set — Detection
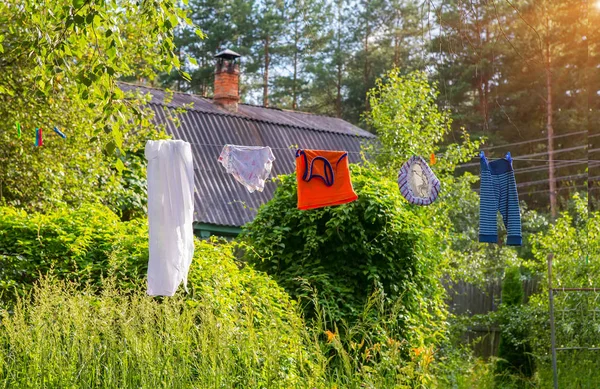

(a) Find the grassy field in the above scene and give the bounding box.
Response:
[2,278,597,388]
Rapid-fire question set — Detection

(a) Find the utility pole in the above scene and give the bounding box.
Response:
[545,6,557,218]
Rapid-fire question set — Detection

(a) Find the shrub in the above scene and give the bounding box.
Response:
[523,194,600,387]
[0,204,315,387]
[241,164,447,347]
[495,266,534,382]
[0,205,304,342]
[0,204,148,301]
[0,276,315,388]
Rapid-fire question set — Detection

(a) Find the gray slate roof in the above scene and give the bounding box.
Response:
[121,83,375,228]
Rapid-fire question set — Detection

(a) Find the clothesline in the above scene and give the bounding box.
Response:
[482,130,588,151]
[187,141,599,163]
[523,184,590,196]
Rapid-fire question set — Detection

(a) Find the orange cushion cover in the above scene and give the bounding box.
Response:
[295,149,358,210]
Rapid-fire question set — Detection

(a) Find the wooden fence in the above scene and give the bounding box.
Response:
[445,279,540,357]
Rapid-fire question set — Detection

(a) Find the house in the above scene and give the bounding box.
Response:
[121,50,375,238]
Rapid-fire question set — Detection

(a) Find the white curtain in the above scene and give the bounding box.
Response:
[145,140,195,296]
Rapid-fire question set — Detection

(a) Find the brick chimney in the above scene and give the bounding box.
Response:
[213,49,241,112]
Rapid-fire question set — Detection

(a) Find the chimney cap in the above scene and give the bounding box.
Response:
[215,49,241,60]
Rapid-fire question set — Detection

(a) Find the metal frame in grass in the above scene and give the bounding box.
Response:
[546,253,600,389]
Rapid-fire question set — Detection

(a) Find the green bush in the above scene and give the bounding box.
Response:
[0,205,303,339]
[0,204,316,387]
[495,266,534,383]
[0,204,147,301]
[523,194,600,388]
[0,276,315,388]
[241,164,447,347]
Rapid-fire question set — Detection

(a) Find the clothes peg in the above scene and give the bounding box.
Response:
[505,151,512,163]
[479,150,485,159]
[34,128,39,147]
[430,153,436,165]
[53,126,66,139]
[16,121,21,139]
[38,128,43,146]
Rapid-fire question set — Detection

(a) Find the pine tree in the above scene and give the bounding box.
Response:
[252,0,286,107]
[300,0,350,118]
[270,0,331,110]
[163,0,255,97]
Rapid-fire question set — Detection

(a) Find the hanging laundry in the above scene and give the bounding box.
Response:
[295,149,358,210]
[145,140,195,297]
[218,145,275,193]
[53,127,67,139]
[479,152,522,246]
[397,156,440,206]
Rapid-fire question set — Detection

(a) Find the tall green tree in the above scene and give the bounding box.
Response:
[0,0,194,152]
[0,0,188,214]
[344,0,429,124]
[253,0,286,107]
[301,0,351,118]
[432,0,588,212]
[165,0,255,96]
[270,0,331,110]
[431,0,507,137]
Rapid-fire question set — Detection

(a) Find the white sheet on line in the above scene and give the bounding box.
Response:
[145,139,195,297]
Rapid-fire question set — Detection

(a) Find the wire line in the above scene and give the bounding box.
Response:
[482,131,587,151]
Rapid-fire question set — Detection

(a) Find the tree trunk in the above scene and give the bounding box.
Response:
[363,0,370,112]
[482,27,489,131]
[292,24,299,110]
[335,1,342,118]
[545,12,557,218]
[393,10,400,67]
[336,58,342,118]
[263,35,270,107]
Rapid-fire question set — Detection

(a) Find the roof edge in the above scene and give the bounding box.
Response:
[148,102,376,139]
[119,82,376,139]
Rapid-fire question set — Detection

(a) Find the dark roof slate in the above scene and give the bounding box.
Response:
[122,83,375,228]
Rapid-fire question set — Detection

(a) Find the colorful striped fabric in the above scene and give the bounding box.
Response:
[397,156,440,206]
[479,154,522,246]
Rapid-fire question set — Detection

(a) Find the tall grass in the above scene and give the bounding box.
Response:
[0,278,322,388]
[2,277,590,388]
[0,277,448,388]
[537,351,600,389]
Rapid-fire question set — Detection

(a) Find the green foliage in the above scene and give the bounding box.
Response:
[364,68,481,175]
[502,267,525,307]
[0,0,198,151]
[504,194,600,386]
[502,267,524,307]
[0,205,306,337]
[496,267,534,381]
[241,164,448,348]
[0,275,314,388]
[0,275,505,389]
[366,69,446,168]
[0,204,146,301]
[0,0,185,215]
[0,203,488,388]
[0,120,161,217]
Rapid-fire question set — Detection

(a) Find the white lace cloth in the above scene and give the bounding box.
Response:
[145,140,195,296]
[218,145,276,193]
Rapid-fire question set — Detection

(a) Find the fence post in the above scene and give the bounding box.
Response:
[548,253,558,389]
